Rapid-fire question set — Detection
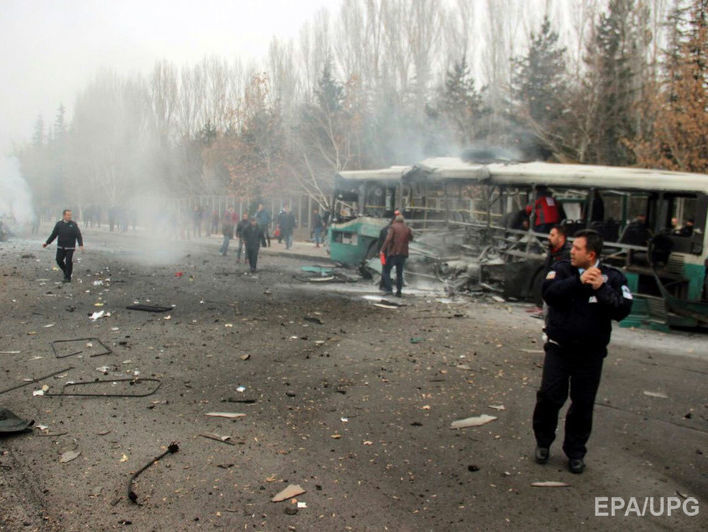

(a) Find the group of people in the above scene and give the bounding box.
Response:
[40,201,636,476]
[216,204,298,273]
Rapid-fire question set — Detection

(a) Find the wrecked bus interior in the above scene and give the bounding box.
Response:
[328,158,708,330]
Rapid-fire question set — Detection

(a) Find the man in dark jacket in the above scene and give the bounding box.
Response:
[544,225,571,271]
[255,203,271,247]
[532,229,633,474]
[241,217,263,273]
[235,213,250,263]
[43,209,84,283]
[279,206,297,250]
[381,214,413,297]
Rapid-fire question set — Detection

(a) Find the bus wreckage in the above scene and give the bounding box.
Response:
[327,158,708,330]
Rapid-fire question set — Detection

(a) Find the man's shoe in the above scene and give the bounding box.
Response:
[395,291,402,297]
[62,278,71,283]
[568,458,585,474]
[534,446,549,464]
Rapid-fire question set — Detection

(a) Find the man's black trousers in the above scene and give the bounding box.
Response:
[532,341,604,459]
[246,246,259,272]
[56,248,74,280]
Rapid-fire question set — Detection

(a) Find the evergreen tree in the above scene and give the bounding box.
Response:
[511,16,569,160]
[584,0,645,165]
[437,55,484,147]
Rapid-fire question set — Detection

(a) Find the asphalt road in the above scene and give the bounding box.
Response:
[0,228,706,531]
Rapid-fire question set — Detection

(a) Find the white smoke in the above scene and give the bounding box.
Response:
[0,155,35,225]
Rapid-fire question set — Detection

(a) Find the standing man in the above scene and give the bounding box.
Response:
[381,214,413,297]
[219,209,234,256]
[533,229,633,474]
[279,206,297,250]
[43,209,83,283]
[255,203,272,248]
[235,213,250,263]
[526,186,562,234]
[311,207,324,248]
[241,217,263,273]
[545,225,571,271]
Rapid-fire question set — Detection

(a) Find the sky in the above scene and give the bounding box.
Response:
[0,0,340,154]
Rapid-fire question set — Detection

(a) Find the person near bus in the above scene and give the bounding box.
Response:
[311,207,324,248]
[533,229,633,474]
[235,213,250,263]
[219,209,234,256]
[241,217,264,273]
[545,225,571,271]
[255,203,271,247]
[381,214,413,297]
[279,206,297,250]
[526,186,562,233]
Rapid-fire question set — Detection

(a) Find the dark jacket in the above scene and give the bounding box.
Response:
[222,217,234,238]
[382,221,413,257]
[256,209,271,227]
[46,220,83,249]
[279,212,296,235]
[544,239,571,271]
[236,219,250,239]
[543,260,633,355]
[242,224,263,249]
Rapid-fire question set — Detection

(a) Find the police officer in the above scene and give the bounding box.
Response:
[43,209,84,283]
[532,229,633,474]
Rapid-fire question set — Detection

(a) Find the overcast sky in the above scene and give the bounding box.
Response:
[0,0,340,154]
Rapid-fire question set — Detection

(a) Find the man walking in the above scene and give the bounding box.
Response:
[533,229,633,474]
[255,203,272,247]
[235,213,250,263]
[279,206,297,250]
[219,209,234,256]
[242,217,263,273]
[381,214,413,297]
[43,209,84,283]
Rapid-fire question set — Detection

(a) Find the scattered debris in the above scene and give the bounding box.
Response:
[468,465,480,472]
[44,378,161,398]
[200,433,235,445]
[0,367,73,396]
[43,323,55,328]
[222,397,256,404]
[240,354,251,360]
[0,408,34,434]
[531,481,570,488]
[410,337,424,344]
[128,442,179,504]
[205,412,246,419]
[450,414,498,429]
[643,391,668,399]
[51,338,112,359]
[89,310,109,321]
[126,304,172,313]
[272,484,306,503]
[60,450,81,463]
[304,316,324,325]
[0,350,21,354]
[488,404,506,411]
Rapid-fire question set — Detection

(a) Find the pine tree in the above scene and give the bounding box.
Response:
[511,16,569,159]
[437,55,483,146]
[584,0,645,165]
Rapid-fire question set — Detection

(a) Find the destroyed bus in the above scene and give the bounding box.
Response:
[328,158,708,330]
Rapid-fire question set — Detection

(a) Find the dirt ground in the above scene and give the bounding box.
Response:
[1,227,706,531]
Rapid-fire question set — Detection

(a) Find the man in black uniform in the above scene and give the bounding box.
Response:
[43,209,84,283]
[241,217,263,273]
[533,229,633,474]
[544,225,571,271]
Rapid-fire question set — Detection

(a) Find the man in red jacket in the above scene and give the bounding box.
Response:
[381,214,413,297]
[526,186,562,234]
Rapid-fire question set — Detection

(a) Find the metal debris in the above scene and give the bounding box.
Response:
[60,450,81,463]
[272,484,306,503]
[51,338,112,359]
[450,414,498,429]
[0,367,73,396]
[44,378,161,398]
[205,412,246,419]
[128,442,179,504]
[531,481,570,488]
